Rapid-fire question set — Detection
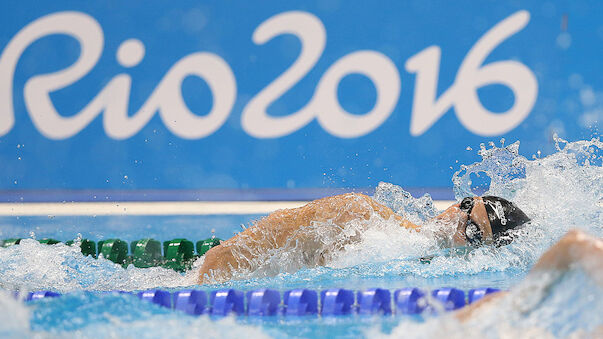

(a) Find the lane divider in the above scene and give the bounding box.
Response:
[1,237,222,271]
[0,201,459,216]
[13,287,501,316]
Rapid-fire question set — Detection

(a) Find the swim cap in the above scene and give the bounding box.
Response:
[481,196,530,246]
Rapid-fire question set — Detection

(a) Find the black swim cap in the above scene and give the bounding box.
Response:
[481,196,530,246]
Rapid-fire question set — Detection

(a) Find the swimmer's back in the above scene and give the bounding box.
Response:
[198,193,418,283]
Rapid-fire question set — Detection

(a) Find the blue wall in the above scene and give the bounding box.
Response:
[0,1,600,196]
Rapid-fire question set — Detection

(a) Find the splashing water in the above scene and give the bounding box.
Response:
[373,182,438,224]
[0,239,198,292]
[451,136,602,257]
[368,254,603,338]
[1,138,601,289]
[198,136,602,298]
[331,137,602,277]
[0,138,601,337]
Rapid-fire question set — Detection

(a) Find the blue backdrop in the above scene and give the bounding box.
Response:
[0,1,600,199]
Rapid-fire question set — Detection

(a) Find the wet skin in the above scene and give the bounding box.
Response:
[198,193,492,284]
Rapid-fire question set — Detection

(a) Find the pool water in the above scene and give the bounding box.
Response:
[0,137,601,338]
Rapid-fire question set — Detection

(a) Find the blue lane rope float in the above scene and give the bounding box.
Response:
[210,289,246,316]
[395,287,427,314]
[247,289,281,316]
[18,291,61,301]
[468,287,500,304]
[357,288,392,315]
[431,288,466,311]
[174,290,208,315]
[138,290,172,308]
[284,289,319,316]
[320,289,354,316]
[12,287,501,317]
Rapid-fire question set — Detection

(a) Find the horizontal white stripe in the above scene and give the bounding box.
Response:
[0,201,456,216]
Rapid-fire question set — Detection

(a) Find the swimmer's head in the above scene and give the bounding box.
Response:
[458,196,530,247]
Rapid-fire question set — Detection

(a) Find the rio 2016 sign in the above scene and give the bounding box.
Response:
[0,1,597,193]
[1,11,536,140]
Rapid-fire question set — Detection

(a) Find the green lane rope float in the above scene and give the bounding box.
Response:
[1,236,222,271]
[98,239,129,265]
[66,239,97,257]
[163,238,195,272]
[131,239,163,268]
[1,238,22,247]
[197,238,221,256]
[38,238,61,245]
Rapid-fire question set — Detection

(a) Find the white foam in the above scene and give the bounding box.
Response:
[0,239,195,292]
[0,137,600,299]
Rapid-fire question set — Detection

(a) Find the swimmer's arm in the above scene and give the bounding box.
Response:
[530,229,603,285]
[455,230,603,321]
[430,203,468,247]
[198,194,420,283]
[454,291,507,321]
[361,196,420,230]
[199,193,424,282]
[198,241,242,284]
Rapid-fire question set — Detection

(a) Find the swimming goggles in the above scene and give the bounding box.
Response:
[459,197,483,246]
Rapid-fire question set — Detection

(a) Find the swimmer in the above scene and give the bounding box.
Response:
[199,193,530,283]
[455,229,603,321]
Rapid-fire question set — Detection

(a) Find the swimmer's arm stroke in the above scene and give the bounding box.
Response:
[429,202,469,248]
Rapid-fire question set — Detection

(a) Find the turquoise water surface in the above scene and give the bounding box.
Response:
[0,138,601,338]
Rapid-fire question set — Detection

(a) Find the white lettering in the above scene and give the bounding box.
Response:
[241,11,325,138]
[3,12,236,140]
[149,53,236,139]
[0,12,103,137]
[314,51,400,138]
[1,10,536,140]
[405,10,537,136]
[242,11,401,139]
